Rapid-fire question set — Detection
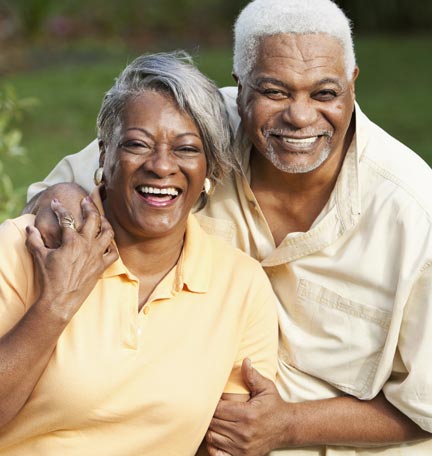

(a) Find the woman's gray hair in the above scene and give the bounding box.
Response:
[233,0,356,82]
[97,51,233,207]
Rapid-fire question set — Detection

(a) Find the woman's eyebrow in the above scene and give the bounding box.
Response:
[126,127,154,139]
[125,128,201,140]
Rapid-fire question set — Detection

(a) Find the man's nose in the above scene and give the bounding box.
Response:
[281,98,317,129]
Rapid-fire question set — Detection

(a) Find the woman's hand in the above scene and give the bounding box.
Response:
[26,197,118,322]
[23,183,90,248]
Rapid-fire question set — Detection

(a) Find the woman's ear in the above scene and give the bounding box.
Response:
[98,139,106,168]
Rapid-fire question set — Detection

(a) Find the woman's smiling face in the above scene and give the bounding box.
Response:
[101,90,207,241]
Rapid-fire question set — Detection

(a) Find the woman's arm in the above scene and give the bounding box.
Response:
[0,199,117,428]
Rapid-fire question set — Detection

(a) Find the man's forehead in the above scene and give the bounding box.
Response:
[256,33,344,62]
[253,33,346,78]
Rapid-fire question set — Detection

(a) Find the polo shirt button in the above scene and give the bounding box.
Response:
[143,306,150,315]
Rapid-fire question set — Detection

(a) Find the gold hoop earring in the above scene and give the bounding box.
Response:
[203,177,213,196]
[94,167,104,186]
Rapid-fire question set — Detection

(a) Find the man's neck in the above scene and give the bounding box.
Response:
[249,132,353,245]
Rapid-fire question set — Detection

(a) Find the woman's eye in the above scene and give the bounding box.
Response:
[175,146,202,157]
[119,141,150,153]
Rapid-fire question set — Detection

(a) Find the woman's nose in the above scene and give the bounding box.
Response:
[143,148,179,177]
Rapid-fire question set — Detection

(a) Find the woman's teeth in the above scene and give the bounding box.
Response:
[137,186,179,196]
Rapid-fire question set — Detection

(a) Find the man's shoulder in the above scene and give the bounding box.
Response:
[219,86,240,132]
[358,111,432,215]
[194,212,263,271]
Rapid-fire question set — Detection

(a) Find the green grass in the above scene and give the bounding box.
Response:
[1,35,431,193]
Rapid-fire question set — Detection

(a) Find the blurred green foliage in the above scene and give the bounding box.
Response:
[3,0,432,44]
[1,35,430,201]
[0,1,430,221]
[0,86,37,220]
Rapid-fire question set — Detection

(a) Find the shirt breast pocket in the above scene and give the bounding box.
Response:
[285,278,391,397]
[195,213,235,243]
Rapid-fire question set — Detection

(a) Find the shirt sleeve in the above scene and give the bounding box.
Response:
[0,216,36,336]
[223,265,279,394]
[383,261,432,433]
[27,140,100,201]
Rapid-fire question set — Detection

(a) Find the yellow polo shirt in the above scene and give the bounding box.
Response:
[0,214,278,456]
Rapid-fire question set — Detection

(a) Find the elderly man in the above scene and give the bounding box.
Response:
[26,0,432,455]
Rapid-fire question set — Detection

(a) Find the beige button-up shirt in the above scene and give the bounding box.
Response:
[28,87,432,454]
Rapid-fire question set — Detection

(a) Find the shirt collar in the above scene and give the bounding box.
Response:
[175,215,211,294]
[230,103,365,264]
[232,103,364,226]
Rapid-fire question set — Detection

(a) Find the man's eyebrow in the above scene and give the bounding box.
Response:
[252,77,344,90]
[253,77,289,89]
[317,78,344,89]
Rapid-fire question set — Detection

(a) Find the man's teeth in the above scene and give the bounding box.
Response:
[138,186,179,196]
[282,136,318,144]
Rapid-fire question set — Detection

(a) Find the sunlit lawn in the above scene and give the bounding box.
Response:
[1,35,431,192]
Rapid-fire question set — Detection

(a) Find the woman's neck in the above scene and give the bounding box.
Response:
[102,199,186,308]
[116,232,184,279]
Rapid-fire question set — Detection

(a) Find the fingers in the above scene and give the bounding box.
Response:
[25,225,49,270]
[51,197,104,241]
[80,196,102,238]
[51,199,78,233]
[213,399,246,421]
[206,430,236,456]
[241,358,269,397]
[34,204,62,248]
[99,216,118,267]
[25,225,46,255]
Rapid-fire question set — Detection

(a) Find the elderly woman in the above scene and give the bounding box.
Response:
[0,52,278,455]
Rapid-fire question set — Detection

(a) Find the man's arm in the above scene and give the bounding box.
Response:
[206,362,430,456]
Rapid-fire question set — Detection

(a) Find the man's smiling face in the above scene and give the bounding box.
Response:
[237,33,358,174]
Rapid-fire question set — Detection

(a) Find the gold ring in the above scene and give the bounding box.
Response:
[61,214,77,231]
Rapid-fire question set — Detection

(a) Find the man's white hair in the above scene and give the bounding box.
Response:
[233,0,356,81]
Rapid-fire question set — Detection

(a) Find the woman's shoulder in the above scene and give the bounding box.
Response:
[0,214,35,240]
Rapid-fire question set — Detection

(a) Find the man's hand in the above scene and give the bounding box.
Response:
[24,183,90,248]
[206,360,431,456]
[206,359,290,456]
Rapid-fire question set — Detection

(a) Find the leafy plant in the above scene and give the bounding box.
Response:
[0,85,37,221]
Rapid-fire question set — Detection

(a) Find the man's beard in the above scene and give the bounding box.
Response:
[262,129,333,174]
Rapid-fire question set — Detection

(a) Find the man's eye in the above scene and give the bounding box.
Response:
[314,90,337,101]
[261,89,286,99]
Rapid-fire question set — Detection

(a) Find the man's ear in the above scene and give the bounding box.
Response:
[98,140,106,168]
[232,72,244,115]
[232,72,242,94]
[350,66,360,101]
